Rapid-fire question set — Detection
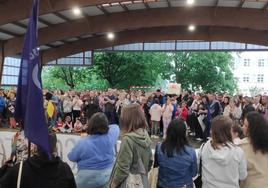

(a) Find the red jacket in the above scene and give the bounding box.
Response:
[177,107,188,121]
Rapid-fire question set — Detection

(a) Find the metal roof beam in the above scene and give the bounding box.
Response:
[263,2,268,9]
[143,0,150,9]
[38,17,53,27]
[167,0,172,8]
[238,0,246,8]
[5,7,268,56]
[12,21,27,29]
[41,26,268,63]
[53,12,71,22]
[215,0,220,7]
[97,5,109,14]
[0,0,129,25]
[119,2,129,11]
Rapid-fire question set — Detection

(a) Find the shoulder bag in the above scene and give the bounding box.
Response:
[194,143,205,188]
[119,144,149,188]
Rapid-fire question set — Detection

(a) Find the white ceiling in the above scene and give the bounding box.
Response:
[50,41,65,46]
[39,45,51,50]
[0,23,26,34]
[18,19,48,29]
[82,6,104,16]
[64,37,79,42]
[0,32,13,40]
[126,2,146,10]
[148,1,168,8]
[59,9,84,20]
[104,5,125,13]
[80,34,93,38]
[39,13,66,24]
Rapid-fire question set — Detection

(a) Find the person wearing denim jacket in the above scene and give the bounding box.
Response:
[154,118,197,188]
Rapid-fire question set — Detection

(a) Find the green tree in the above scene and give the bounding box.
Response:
[42,66,108,90]
[171,52,237,93]
[93,52,172,89]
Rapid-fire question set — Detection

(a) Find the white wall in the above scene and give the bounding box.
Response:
[232,52,268,96]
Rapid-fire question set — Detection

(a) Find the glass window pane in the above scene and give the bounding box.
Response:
[176,41,210,50]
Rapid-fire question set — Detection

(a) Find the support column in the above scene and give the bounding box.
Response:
[0,42,5,87]
[91,50,94,66]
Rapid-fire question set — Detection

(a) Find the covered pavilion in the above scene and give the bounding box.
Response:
[1,0,268,84]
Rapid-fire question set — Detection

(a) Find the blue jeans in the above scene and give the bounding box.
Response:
[76,167,113,188]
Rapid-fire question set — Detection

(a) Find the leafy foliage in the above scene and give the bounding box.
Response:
[171,52,237,93]
[93,52,172,88]
[42,66,108,90]
[42,52,237,93]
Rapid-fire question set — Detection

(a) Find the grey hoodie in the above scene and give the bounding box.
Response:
[200,141,247,188]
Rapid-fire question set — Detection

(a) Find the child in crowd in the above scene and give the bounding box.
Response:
[53,117,64,132]
[80,112,87,125]
[149,99,162,138]
[176,101,188,121]
[74,118,83,133]
[62,116,73,133]
[231,124,244,145]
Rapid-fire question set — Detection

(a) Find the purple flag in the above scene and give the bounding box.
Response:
[15,0,51,158]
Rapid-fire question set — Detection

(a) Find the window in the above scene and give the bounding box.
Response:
[243,76,249,83]
[244,59,250,67]
[257,74,264,83]
[258,59,264,67]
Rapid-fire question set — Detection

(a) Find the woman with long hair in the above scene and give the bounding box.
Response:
[196,95,210,141]
[200,116,247,188]
[154,118,197,188]
[223,96,231,117]
[240,112,268,188]
[109,104,152,188]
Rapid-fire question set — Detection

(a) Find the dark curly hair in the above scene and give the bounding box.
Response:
[246,112,268,154]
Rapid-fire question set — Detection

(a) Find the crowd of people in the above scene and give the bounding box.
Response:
[0,87,268,188]
[0,88,268,140]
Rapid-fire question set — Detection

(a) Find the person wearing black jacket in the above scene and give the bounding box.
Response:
[0,133,76,188]
[84,91,100,120]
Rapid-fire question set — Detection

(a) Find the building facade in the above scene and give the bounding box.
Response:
[233,52,268,96]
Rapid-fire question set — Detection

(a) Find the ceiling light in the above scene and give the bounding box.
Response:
[107,32,115,40]
[188,25,196,32]
[187,0,195,5]
[72,7,81,15]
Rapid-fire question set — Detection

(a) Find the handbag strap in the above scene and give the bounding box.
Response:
[198,143,206,175]
[16,160,23,188]
[153,143,160,168]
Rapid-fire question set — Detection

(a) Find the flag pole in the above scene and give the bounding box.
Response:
[28,140,31,158]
